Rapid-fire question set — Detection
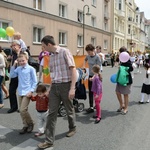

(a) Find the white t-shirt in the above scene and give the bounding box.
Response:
[143,69,150,85]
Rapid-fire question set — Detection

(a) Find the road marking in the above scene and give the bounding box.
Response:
[0,125,13,137]
[9,138,39,150]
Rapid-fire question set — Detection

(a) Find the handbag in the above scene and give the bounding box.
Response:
[5,74,9,81]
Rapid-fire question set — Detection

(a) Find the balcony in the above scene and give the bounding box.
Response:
[117,10,125,18]
[105,0,110,2]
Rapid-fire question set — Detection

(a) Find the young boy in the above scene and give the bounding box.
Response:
[13,32,27,51]
[10,52,37,134]
[30,84,49,137]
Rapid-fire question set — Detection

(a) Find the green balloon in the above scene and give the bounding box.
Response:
[0,28,6,38]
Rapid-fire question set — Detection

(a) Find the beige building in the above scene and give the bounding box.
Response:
[113,0,140,52]
[113,0,150,53]
[0,0,113,57]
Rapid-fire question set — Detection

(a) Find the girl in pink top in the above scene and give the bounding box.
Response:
[90,65,102,124]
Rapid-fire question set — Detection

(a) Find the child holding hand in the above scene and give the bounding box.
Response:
[90,65,103,124]
[10,52,37,134]
[30,84,49,137]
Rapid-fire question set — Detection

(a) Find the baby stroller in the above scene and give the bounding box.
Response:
[58,68,87,117]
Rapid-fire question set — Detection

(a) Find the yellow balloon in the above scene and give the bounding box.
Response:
[6,26,15,37]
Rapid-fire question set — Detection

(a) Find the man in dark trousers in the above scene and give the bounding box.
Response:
[7,40,21,113]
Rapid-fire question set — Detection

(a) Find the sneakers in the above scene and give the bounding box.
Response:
[139,101,144,104]
[95,118,101,124]
[27,123,34,133]
[0,104,4,109]
[93,115,98,119]
[37,142,54,149]
[66,127,76,137]
[86,107,94,113]
[19,127,28,134]
[34,132,44,137]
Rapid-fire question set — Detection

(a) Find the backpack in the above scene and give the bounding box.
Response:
[116,66,129,86]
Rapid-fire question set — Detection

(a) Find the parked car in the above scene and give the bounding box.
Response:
[3,47,39,72]
[102,54,111,66]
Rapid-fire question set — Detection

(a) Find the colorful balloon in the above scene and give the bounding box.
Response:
[0,28,6,38]
[119,52,130,63]
[110,74,117,83]
[6,26,15,37]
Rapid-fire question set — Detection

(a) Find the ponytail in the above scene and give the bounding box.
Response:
[98,72,102,81]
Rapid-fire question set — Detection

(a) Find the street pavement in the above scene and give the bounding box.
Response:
[0,66,150,150]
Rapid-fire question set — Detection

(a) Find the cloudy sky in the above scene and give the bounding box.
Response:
[135,0,150,19]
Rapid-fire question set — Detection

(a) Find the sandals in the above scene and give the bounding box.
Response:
[121,110,128,115]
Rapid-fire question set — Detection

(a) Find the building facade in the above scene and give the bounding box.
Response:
[0,0,113,56]
[0,0,149,56]
[113,0,150,53]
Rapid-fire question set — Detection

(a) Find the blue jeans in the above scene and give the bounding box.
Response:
[0,75,4,104]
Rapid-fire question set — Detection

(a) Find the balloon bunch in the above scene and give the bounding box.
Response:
[0,26,15,38]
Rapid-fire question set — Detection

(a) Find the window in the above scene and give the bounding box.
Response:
[118,0,122,10]
[104,22,108,31]
[104,40,108,49]
[128,25,131,34]
[0,21,9,40]
[59,4,67,18]
[92,0,97,7]
[91,16,96,27]
[33,0,42,10]
[78,11,83,22]
[59,32,67,45]
[77,35,83,47]
[91,37,96,46]
[136,15,138,23]
[33,27,43,43]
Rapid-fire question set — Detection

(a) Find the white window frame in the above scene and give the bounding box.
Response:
[91,37,96,46]
[92,0,97,7]
[0,20,11,41]
[78,11,83,23]
[59,32,67,46]
[91,16,96,27]
[77,35,83,47]
[33,26,43,43]
[104,22,108,31]
[59,4,67,18]
[104,40,108,50]
[118,0,122,10]
[33,0,42,10]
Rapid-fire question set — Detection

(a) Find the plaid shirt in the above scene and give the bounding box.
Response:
[50,46,75,83]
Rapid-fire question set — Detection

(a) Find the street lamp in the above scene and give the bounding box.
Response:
[83,5,91,55]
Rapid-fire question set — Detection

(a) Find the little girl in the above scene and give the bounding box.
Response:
[30,84,49,137]
[90,65,102,124]
[139,63,150,104]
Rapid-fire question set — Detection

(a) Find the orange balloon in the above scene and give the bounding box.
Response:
[6,26,15,37]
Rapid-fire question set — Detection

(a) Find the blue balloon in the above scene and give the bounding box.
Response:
[110,74,117,83]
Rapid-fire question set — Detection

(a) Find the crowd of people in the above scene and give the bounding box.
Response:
[0,32,150,149]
